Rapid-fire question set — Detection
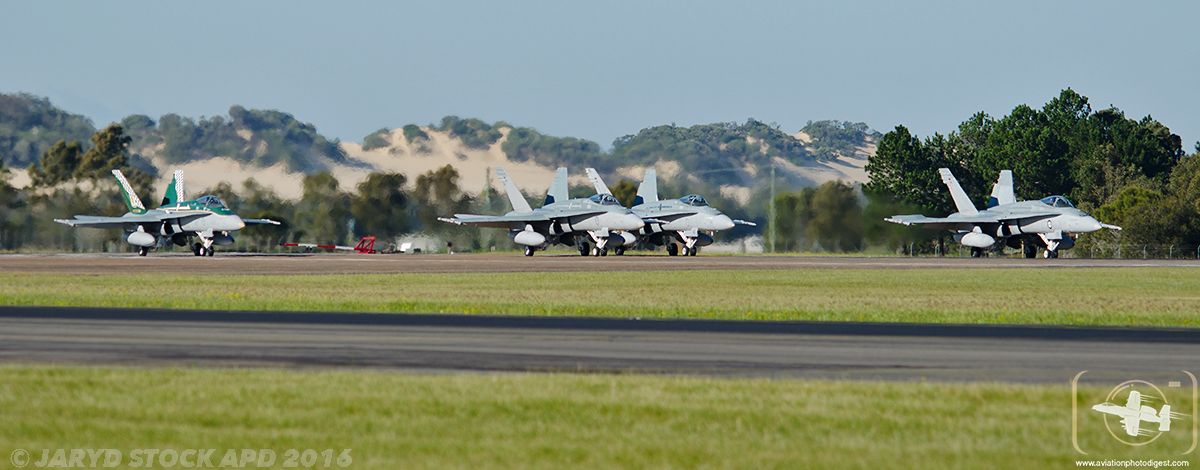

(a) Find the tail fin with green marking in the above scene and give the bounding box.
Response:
[112,169,147,215]
[160,170,185,207]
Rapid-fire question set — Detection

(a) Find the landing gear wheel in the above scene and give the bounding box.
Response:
[600,247,608,257]
[192,243,202,256]
[138,247,148,256]
[666,243,679,256]
[591,247,601,257]
[1043,249,1058,259]
[206,246,215,257]
[970,248,982,258]
[578,242,590,257]
[1023,243,1037,259]
[524,246,535,257]
[688,246,698,256]
[614,247,625,256]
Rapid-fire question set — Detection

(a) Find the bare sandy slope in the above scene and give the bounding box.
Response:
[7,128,873,202]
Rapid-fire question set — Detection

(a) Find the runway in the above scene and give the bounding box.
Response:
[3,306,1198,383]
[2,252,1198,275]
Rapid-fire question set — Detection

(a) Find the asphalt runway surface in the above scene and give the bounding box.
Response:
[3,306,1199,383]
[2,252,1198,274]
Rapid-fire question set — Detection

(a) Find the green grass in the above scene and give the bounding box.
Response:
[2,268,1199,326]
[4,366,1190,469]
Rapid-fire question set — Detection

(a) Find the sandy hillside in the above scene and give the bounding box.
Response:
[7,129,874,203]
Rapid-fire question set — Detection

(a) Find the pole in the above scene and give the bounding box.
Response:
[768,166,776,254]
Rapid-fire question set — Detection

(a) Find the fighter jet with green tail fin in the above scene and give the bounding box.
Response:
[55,169,280,256]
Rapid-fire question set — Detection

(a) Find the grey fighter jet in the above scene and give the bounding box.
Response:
[439,167,644,256]
[586,168,755,256]
[55,169,280,256]
[885,168,1121,258]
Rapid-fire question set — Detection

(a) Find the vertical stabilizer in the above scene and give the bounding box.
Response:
[112,169,147,214]
[988,170,1015,208]
[635,169,659,206]
[495,167,533,213]
[161,170,185,207]
[585,168,612,195]
[544,167,569,205]
[938,168,978,215]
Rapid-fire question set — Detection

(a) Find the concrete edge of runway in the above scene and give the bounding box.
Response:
[3,305,1199,344]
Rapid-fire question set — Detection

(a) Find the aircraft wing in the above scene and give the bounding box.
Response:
[1123,417,1140,437]
[439,213,552,228]
[886,211,1060,228]
[54,214,167,229]
[243,218,282,225]
[639,210,698,221]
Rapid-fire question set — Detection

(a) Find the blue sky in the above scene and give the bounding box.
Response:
[3,1,1197,151]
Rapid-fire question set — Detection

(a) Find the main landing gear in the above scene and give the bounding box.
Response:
[666,243,698,256]
[192,243,214,257]
[524,246,535,257]
[1043,249,1059,259]
[137,247,149,256]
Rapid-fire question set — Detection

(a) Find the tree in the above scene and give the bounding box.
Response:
[293,172,351,245]
[74,124,132,181]
[865,125,962,215]
[414,165,472,234]
[806,181,863,251]
[361,128,390,151]
[351,172,409,240]
[29,140,84,187]
[611,180,637,207]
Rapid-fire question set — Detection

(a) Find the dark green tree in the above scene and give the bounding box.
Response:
[413,165,472,234]
[351,172,409,240]
[611,180,638,208]
[361,128,391,151]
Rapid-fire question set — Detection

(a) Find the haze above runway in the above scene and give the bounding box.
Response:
[2,252,1198,275]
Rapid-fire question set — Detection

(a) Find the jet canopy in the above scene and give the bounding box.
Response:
[589,193,622,206]
[1039,195,1074,208]
[680,194,709,207]
[196,195,228,209]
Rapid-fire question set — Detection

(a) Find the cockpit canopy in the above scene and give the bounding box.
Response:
[196,195,227,209]
[1039,195,1074,208]
[680,194,709,207]
[589,193,621,206]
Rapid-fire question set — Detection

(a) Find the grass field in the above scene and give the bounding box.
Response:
[2,268,1199,326]
[3,366,1192,469]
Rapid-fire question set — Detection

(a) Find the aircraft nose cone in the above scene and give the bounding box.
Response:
[711,214,735,231]
[1083,217,1102,232]
[231,215,246,230]
[623,213,645,230]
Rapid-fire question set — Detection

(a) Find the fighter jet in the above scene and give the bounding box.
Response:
[55,169,280,256]
[585,168,755,256]
[885,168,1120,258]
[438,167,644,256]
[1092,391,1175,437]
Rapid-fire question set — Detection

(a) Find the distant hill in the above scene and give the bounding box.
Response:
[1,92,877,201]
[0,93,96,169]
